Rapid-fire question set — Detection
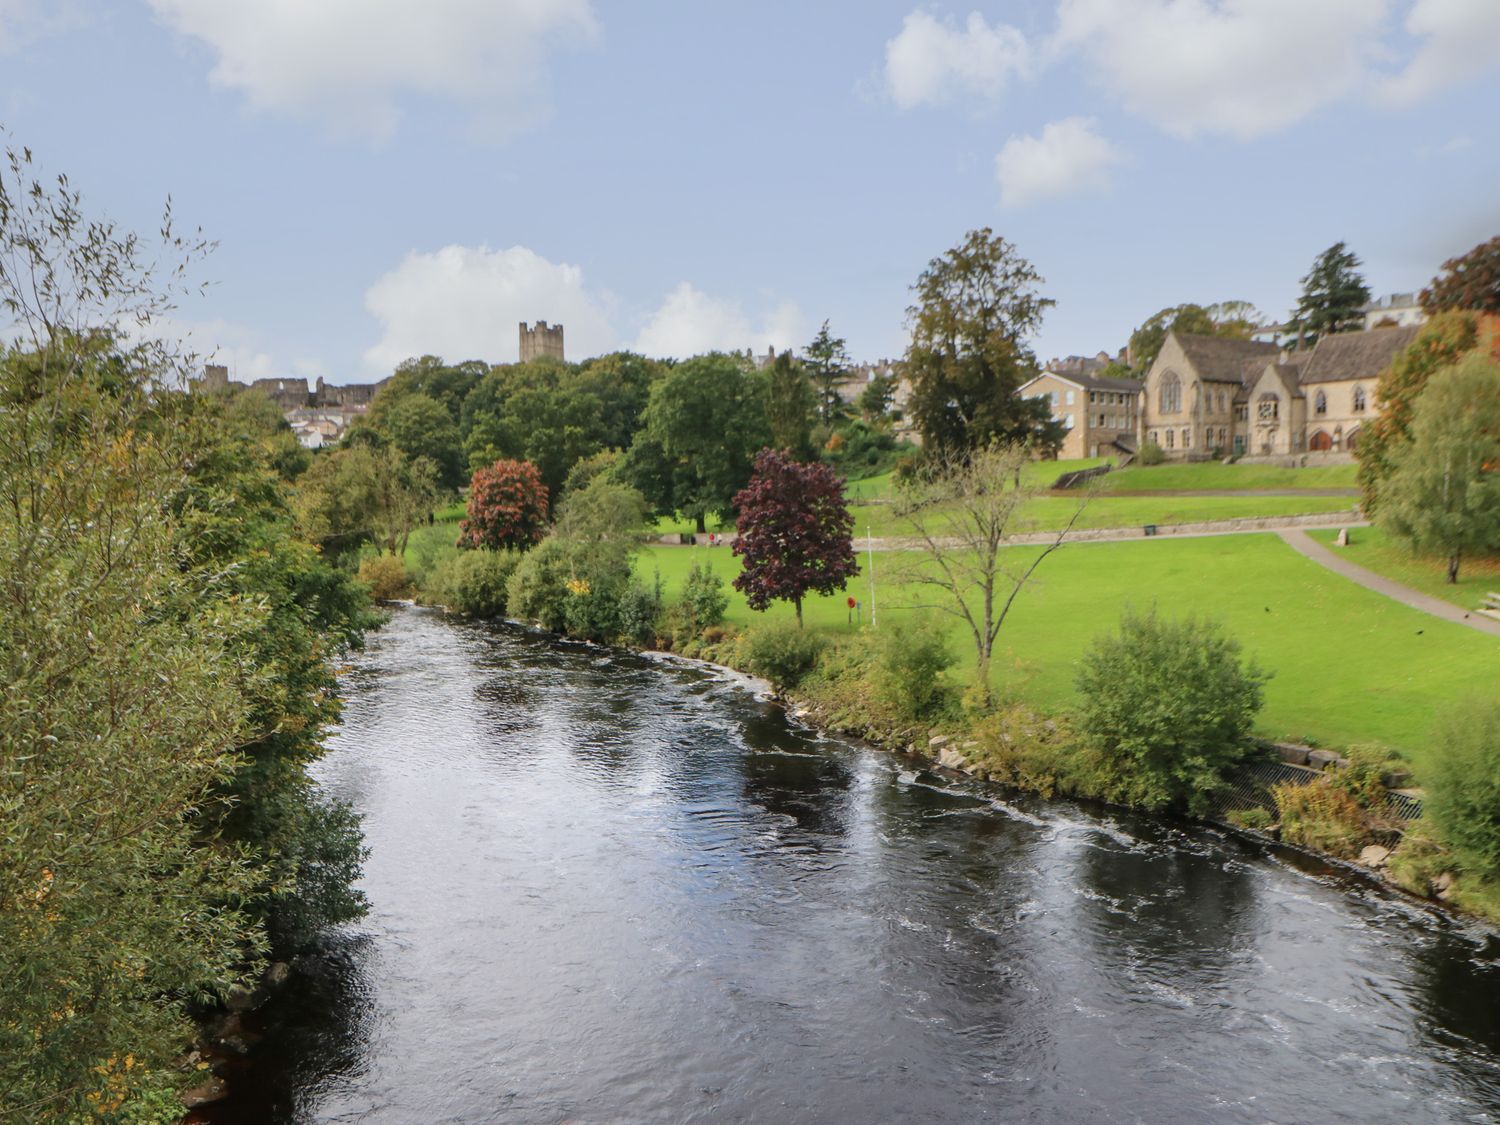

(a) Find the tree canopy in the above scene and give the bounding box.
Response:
[731,449,858,625]
[904,228,1056,452]
[765,350,817,460]
[804,320,852,423]
[1127,301,1262,373]
[1422,234,1500,315]
[1288,242,1370,347]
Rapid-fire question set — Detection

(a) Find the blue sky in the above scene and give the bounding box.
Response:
[2,0,1497,382]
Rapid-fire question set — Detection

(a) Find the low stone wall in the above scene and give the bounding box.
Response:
[1058,509,1363,542]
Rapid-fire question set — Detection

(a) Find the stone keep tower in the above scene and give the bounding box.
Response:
[519,320,565,363]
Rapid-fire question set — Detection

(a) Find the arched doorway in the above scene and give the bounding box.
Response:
[1345,427,1360,451]
[1309,430,1333,452]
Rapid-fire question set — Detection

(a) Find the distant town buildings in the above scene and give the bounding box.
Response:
[519,320,565,363]
[198,363,389,449]
[1360,292,1425,331]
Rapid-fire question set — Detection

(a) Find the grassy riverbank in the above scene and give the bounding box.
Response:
[1305,525,1500,613]
[637,534,1496,770]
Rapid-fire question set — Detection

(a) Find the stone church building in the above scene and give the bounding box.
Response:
[1138,325,1420,459]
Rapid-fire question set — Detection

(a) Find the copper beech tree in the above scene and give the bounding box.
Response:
[731,449,859,625]
[459,458,550,550]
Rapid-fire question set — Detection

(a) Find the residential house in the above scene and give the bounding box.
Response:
[1019,369,1142,460]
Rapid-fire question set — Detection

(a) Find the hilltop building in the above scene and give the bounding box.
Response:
[1137,325,1420,459]
[198,363,390,448]
[520,320,565,363]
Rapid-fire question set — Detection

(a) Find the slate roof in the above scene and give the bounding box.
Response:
[1296,325,1421,384]
[1019,371,1142,395]
[1172,333,1281,384]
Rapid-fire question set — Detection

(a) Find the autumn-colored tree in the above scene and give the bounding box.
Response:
[1422,235,1500,315]
[1356,311,1500,509]
[731,449,858,625]
[459,458,549,550]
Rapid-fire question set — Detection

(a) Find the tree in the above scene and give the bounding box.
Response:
[1422,235,1500,315]
[622,352,771,533]
[765,351,817,459]
[858,373,897,420]
[554,473,652,545]
[1127,301,1261,374]
[731,449,859,625]
[369,446,441,556]
[1287,242,1371,348]
[805,320,852,423]
[369,391,464,489]
[294,444,439,557]
[904,228,1056,452]
[1076,608,1269,815]
[462,360,606,498]
[459,458,550,551]
[379,355,486,423]
[1356,311,1497,509]
[895,443,1086,693]
[1375,353,1500,583]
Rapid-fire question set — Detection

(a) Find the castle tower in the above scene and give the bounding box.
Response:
[519,320,565,363]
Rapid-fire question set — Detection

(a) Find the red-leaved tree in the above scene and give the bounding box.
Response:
[458,458,549,550]
[731,449,858,625]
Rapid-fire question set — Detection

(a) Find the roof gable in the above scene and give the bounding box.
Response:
[1297,325,1422,385]
[1171,332,1281,384]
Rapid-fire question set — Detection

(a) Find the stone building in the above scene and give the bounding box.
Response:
[519,320,565,363]
[1018,369,1141,460]
[1138,326,1420,460]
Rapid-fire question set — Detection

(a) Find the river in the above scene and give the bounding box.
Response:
[213,607,1500,1123]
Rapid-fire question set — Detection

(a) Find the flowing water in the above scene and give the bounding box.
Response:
[214,607,1500,1123]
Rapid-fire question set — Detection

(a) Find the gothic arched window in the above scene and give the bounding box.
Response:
[1314,389,1327,416]
[1352,385,1367,412]
[1160,371,1182,414]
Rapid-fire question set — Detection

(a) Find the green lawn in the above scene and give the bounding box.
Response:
[638,534,1499,770]
[1306,525,1500,612]
[848,492,1358,537]
[1103,461,1359,492]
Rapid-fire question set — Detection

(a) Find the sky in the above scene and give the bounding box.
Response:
[1,0,1497,383]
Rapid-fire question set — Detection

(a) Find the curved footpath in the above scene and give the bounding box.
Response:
[1277,528,1500,639]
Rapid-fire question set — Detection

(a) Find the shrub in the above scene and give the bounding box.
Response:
[1136,440,1167,466]
[356,553,413,600]
[458,458,549,551]
[1272,780,1368,859]
[1227,806,1274,831]
[876,615,955,720]
[1075,607,1269,815]
[507,537,638,642]
[677,560,729,633]
[740,620,825,692]
[424,548,521,618]
[507,538,581,633]
[616,574,664,647]
[1425,696,1500,880]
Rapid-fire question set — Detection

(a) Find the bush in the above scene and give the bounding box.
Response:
[740,620,825,692]
[1136,440,1167,466]
[1272,780,1368,859]
[616,574,664,647]
[876,615,955,720]
[1226,806,1274,832]
[507,537,638,642]
[676,560,728,634]
[424,548,521,618]
[1425,696,1500,879]
[356,553,413,600]
[1075,607,1269,815]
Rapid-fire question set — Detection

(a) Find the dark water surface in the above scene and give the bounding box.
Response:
[219,607,1500,1123]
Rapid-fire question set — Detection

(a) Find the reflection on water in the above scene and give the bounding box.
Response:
[214,608,1500,1123]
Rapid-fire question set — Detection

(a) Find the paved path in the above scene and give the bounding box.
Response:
[1277,528,1500,639]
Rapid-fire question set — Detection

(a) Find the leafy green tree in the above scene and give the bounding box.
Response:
[296,444,439,557]
[765,351,817,459]
[1076,608,1269,815]
[577,350,668,449]
[904,228,1056,452]
[370,391,464,489]
[623,353,771,532]
[1287,241,1371,348]
[380,355,487,423]
[1422,235,1500,315]
[804,320,852,423]
[554,474,652,545]
[858,373,896,420]
[1376,353,1500,583]
[462,359,606,497]
[1426,696,1500,879]
[1127,301,1259,373]
[1356,311,1495,508]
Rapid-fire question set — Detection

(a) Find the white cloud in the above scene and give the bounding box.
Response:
[362,244,615,373]
[995,116,1124,207]
[146,0,600,140]
[1384,0,1500,103]
[632,283,805,360]
[883,10,1030,108]
[1052,0,1390,139]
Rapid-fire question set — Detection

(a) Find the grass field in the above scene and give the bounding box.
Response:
[847,492,1359,537]
[1306,526,1500,612]
[638,534,1499,770]
[1103,461,1359,492]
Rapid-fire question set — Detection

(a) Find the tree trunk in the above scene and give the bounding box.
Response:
[695,512,706,534]
[794,595,803,627]
[1447,552,1461,585]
